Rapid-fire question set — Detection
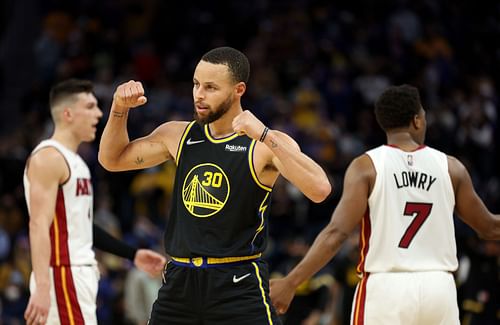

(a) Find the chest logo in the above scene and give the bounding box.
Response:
[182,163,230,218]
[186,138,205,145]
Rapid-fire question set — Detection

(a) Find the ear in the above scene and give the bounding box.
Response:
[411,114,421,130]
[62,107,73,122]
[234,82,246,97]
[412,108,426,130]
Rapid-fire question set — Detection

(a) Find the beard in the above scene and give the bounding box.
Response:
[194,95,233,125]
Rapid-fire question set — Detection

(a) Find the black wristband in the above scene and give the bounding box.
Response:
[93,224,137,261]
[259,127,269,142]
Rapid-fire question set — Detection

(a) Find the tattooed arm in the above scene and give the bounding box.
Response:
[98,80,188,171]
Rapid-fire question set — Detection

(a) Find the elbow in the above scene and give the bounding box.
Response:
[477,227,500,241]
[477,231,495,241]
[476,219,500,240]
[309,180,332,203]
[97,151,111,170]
[98,152,120,172]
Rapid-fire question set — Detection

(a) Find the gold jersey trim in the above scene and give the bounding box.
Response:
[204,124,239,143]
[248,140,272,192]
[171,253,262,266]
[175,121,197,165]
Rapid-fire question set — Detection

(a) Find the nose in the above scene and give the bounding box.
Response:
[96,106,103,118]
[194,86,205,100]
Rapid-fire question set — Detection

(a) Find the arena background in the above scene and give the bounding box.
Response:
[0,0,499,324]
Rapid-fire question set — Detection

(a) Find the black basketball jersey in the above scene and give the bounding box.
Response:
[164,121,273,258]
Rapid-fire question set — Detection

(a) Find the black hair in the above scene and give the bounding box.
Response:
[201,47,250,83]
[49,79,94,108]
[374,84,422,131]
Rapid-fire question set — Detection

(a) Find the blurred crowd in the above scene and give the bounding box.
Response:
[0,0,499,324]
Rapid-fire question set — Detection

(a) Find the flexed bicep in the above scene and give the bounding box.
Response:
[99,121,189,171]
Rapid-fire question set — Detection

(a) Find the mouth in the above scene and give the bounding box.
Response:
[195,104,209,113]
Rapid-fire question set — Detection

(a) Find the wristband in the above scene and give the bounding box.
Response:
[259,127,269,142]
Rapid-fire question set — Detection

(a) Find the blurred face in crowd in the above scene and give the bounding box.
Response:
[192,60,241,124]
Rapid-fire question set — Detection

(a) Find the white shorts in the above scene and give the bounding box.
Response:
[30,265,99,325]
[350,271,459,325]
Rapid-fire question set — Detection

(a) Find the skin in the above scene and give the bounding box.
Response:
[24,92,166,325]
[98,60,332,202]
[269,108,500,314]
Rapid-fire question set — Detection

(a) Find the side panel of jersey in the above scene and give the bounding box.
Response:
[164,122,272,258]
[359,145,457,273]
[24,140,96,266]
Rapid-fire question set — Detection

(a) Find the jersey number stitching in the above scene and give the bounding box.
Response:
[399,202,433,248]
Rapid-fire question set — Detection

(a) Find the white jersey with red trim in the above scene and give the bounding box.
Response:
[358,145,457,273]
[24,139,96,266]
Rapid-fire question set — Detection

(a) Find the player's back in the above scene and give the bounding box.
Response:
[359,144,457,273]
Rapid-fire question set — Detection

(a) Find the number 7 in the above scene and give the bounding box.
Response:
[399,202,433,248]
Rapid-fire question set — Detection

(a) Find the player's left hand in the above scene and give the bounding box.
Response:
[133,249,167,277]
[269,277,296,315]
[232,110,267,141]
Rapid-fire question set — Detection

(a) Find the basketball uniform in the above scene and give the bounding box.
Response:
[351,144,459,325]
[149,121,281,325]
[24,139,99,325]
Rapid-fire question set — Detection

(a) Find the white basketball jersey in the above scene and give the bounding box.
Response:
[24,139,96,266]
[358,145,457,273]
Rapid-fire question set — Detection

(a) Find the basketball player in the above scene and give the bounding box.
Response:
[269,85,500,324]
[98,47,332,324]
[23,79,166,325]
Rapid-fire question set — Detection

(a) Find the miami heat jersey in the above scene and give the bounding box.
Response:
[358,145,457,273]
[24,139,96,266]
[164,121,272,258]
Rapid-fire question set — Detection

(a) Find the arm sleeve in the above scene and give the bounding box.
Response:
[93,223,137,261]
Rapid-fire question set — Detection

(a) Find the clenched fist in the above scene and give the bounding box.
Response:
[113,80,148,109]
[232,110,267,141]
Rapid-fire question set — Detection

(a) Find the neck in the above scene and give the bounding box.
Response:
[386,131,421,151]
[208,105,243,138]
[51,127,81,152]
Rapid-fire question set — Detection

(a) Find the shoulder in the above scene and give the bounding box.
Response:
[154,121,191,134]
[446,155,468,187]
[343,154,376,191]
[349,154,375,176]
[26,146,68,184]
[150,121,191,147]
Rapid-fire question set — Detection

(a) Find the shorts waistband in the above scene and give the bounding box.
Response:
[170,253,262,268]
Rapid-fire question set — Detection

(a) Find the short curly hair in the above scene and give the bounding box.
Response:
[374,85,422,131]
[201,47,250,83]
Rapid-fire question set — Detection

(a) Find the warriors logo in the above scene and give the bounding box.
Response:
[182,163,230,218]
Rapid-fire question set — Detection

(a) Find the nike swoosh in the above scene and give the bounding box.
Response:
[186,138,205,145]
[233,273,251,283]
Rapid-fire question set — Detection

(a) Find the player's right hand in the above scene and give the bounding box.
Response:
[113,80,148,109]
[25,286,50,325]
[269,277,296,315]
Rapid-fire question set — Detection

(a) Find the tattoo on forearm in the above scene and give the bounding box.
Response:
[135,157,144,165]
[270,140,278,148]
[112,111,126,118]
